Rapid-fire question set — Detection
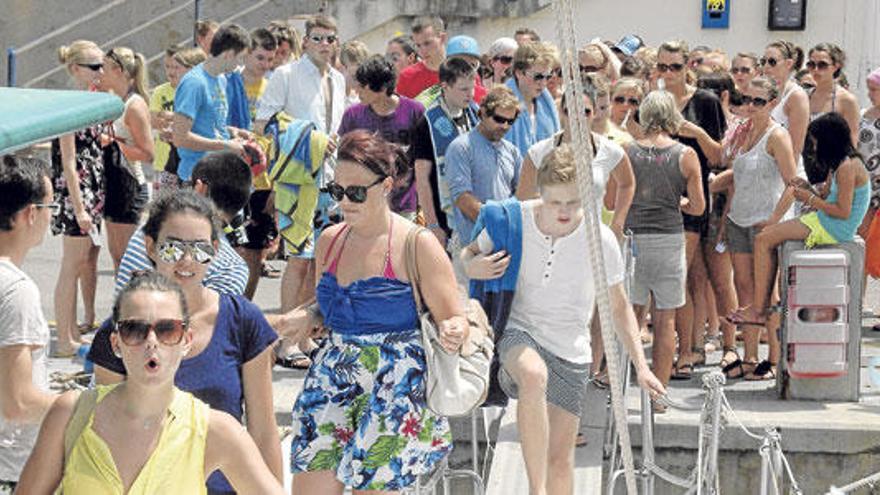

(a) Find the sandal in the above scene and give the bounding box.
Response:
[261,262,282,279]
[671,362,693,380]
[275,351,312,369]
[724,359,757,380]
[78,322,98,335]
[575,433,588,447]
[745,360,776,381]
[719,348,740,369]
[590,370,610,389]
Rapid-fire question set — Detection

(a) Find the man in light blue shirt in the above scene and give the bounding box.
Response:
[446,85,523,243]
[172,23,251,182]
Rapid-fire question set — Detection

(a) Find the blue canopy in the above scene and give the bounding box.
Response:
[0,88,124,154]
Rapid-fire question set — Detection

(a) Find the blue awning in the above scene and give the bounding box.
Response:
[0,88,124,154]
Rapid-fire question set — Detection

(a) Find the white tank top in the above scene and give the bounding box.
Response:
[728,123,786,227]
[769,82,796,129]
[112,93,146,185]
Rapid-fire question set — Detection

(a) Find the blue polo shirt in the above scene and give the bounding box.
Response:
[174,64,230,180]
[446,128,522,239]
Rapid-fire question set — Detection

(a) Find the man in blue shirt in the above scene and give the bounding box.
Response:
[447,86,523,247]
[171,23,251,182]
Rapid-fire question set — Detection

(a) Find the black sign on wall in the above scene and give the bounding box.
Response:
[768,0,807,31]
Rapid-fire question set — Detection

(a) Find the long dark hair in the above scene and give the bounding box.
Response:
[807,113,860,180]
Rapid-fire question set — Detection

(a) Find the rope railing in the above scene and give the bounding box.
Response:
[607,369,805,495]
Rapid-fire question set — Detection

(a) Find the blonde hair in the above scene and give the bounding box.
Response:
[537,144,577,188]
[173,47,207,69]
[658,40,690,62]
[339,40,370,68]
[106,46,149,100]
[612,77,644,97]
[639,90,684,135]
[749,76,779,100]
[57,40,101,72]
[513,41,557,73]
[579,43,609,69]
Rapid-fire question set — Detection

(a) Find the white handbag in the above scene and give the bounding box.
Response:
[405,227,494,417]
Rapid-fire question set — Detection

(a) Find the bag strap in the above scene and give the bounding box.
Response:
[63,389,99,462]
[404,225,427,313]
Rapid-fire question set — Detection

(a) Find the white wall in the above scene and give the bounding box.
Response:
[352,0,880,106]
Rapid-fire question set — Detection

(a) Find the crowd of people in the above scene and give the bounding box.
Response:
[1,11,879,495]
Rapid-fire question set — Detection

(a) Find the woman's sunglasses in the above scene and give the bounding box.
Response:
[77,62,104,71]
[579,65,602,74]
[157,239,216,264]
[323,177,384,203]
[115,319,187,346]
[730,66,752,75]
[740,95,770,107]
[806,60,832,71]
[656,63,685,73]
[493,55,513,65]
[613,96,641,106]
[760,57,779,68]
[525,70,553,81]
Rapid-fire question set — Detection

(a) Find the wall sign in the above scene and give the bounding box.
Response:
[702,0,730,29]
[768,0,807,31]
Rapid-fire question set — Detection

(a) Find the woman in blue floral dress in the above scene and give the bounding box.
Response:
[285,130,468,492]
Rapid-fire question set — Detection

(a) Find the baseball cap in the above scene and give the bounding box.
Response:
[615,34,644,56]
[446,35,481,58]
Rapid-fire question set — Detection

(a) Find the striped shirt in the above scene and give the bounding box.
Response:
[115,229,249,296]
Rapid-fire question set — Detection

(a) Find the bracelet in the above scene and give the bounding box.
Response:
[808,193,816,207]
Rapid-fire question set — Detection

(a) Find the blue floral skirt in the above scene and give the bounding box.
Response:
[289,328,452,490]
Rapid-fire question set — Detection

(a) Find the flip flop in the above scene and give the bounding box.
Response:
[575,433,588,447]
[671,363,693,380]
[719,349,740,369]
[78,322,98,335]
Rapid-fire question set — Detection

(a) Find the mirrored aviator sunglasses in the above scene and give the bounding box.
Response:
[157,240,216,264]
[115,319,186,346]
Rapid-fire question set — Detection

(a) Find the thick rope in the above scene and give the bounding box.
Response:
[550,0,637,493]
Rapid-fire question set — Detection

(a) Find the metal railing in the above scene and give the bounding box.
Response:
[6,0,204,88]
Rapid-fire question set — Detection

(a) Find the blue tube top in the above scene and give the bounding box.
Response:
[316,272,420,335]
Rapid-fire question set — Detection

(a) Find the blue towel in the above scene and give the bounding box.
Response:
[225,71,252,131]
[504,78,560,157]
[467,198,523,407]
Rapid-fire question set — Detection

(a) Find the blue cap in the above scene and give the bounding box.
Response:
[446,35,481,58]
[615,34,643,56]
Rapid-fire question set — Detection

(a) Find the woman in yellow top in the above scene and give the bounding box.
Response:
[16,272,283,495]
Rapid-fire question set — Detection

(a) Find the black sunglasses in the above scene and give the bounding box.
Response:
[730,67,752,75]
[760,57,779,67]
[323,177,385,203]
[579,64,602,73]
[77,62,104,71]
[806,60,831,71]
[525,70,553,81]
[613,96,640,106]
[656,63,685,73]
[741,95,770,107]
[488,112,518,126]
[115,319,187,346]
[494,55,513,64]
